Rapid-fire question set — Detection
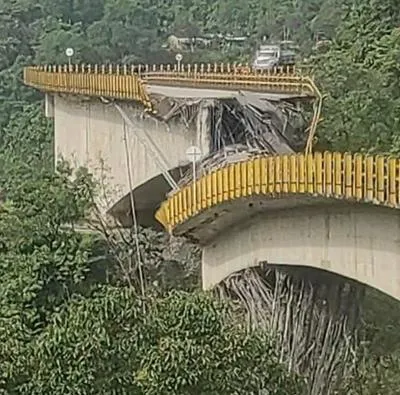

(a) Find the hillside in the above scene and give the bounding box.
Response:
[1,0,400,393]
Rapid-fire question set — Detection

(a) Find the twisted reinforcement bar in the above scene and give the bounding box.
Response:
[155,152,400,232]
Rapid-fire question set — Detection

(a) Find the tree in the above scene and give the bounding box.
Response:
[16,289,304,394]
[0,163,99,392]
[340,353,400,394]
[314,0,400,153]
[35,22,93,64]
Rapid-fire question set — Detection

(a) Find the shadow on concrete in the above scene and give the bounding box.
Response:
[107,165,189,229]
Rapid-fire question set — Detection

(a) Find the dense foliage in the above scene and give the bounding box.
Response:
[25,290,304,394]
[314,0,400,154]
[0,109,303,393]
[1,0,400,393]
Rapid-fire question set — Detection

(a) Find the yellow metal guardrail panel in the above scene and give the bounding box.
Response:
[23,63,317,106]
[23,65,152,109]
[155,152,400,232]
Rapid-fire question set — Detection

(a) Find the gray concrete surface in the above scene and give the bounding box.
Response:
[53,94,211,217]
[148,84,306,100]
[201,203,400,300]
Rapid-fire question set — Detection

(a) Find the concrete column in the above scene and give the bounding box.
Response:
[45,93,54,118]
[195,99,213,157]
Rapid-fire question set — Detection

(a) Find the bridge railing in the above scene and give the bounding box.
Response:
[23,63,317,102]
[23,65,153,109]
[35,63,310,76]
[142,68,315,96]
[134,63,313,77]
[155,152,400,232]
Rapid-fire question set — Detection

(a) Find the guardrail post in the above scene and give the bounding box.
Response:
[23,62,319,118]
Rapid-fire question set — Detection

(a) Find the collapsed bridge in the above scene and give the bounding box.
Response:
[23,62,400,393]
[23,62,400,300]
[24,64,320,227]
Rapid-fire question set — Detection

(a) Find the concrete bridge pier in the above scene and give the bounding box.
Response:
[46,93,215,227]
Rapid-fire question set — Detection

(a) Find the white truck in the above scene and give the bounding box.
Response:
[252,42,296,70]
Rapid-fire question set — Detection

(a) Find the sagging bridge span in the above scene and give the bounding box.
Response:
[23,63,400,301]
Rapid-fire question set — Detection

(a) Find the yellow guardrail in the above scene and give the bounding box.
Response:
[134,62,311,75]
[23,65,153,110]
[23,63,318,101]
[138,63,317,96]
[155,152,400,232]
[24,63,322,151]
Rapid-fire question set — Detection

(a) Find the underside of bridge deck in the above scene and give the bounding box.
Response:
[202,204,400,299]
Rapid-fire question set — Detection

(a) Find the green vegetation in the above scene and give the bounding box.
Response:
[314,0,400,154]
[0,104,303,393]
[1,0,400,393]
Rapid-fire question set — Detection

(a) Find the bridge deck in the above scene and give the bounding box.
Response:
[155,151,400,235]
[148,84,307,100]
[23,65,318,110]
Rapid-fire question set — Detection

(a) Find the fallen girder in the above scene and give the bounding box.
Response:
[151,91,308,189]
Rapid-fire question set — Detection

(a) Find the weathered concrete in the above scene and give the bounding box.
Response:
[45,93,54,118]
[148,85,307,100]
[52,94,210,222]
[202,204,400,300]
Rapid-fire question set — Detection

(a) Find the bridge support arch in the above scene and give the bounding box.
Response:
[201,204,400,299]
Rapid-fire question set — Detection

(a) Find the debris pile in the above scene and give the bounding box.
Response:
[157,91,308,189]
